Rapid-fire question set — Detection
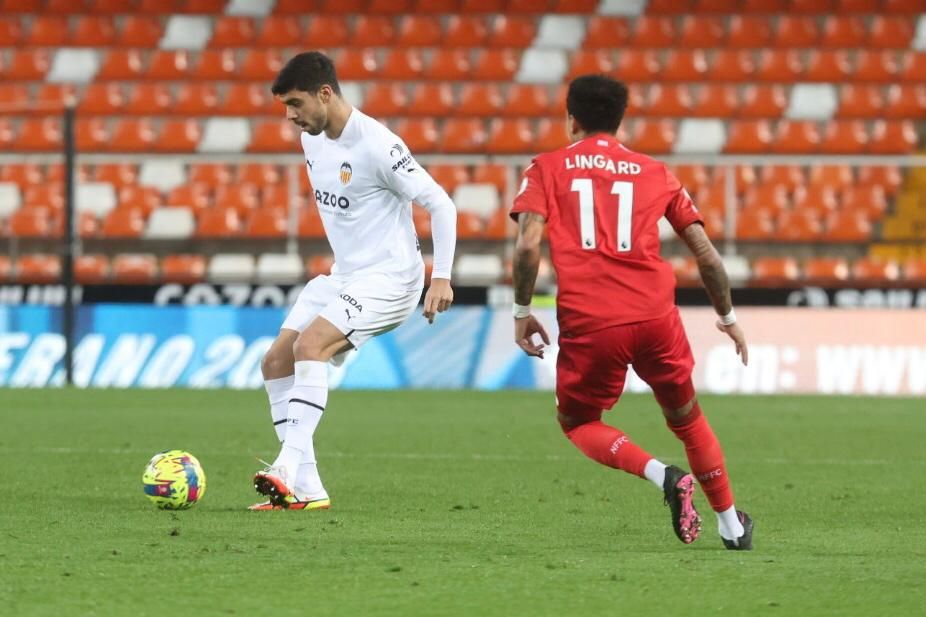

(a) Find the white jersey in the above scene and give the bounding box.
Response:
[301,109,450,283]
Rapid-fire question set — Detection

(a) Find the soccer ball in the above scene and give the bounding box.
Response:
[142,450,207,510]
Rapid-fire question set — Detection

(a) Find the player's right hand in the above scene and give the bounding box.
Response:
[716,321,748,366]
[515,315,550,359]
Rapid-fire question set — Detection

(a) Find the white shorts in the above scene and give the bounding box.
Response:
[281,271,424,350]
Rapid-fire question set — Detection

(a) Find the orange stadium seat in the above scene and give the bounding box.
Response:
[197,207,243,238]
[613,50,661,83]
[353,15,396,47]
[647,85,694,117]
[626,120,675,154]
[239,49,285,82]
[487,16,536,48]
[842,185,887,220]
[26,16,69,46]
[851,257,899,283]
[701,210,725,241]
[883,84,926,119]
[771,121,820,154]
[713,164,757,195]
[631,16,675,47]
[211,16,256,47]
[74,255,110,284]
[238,163,282,187]
[775,210,823,242]
[825,211,872,243]
[112,254,158,284]
[78,83,126,115]
[115,16,162,46]
[868,120,917,154]
[306,254,334,278]
[735,210,775,241]
[363,83,409,118]
[0,84,28,111]
[100,207,145,237]
[794,185,839,218]
[773,16,819,47]
[804,50,852,82]
[125,83,172,116]
[190,49,238,81]
[260,184,289,209]
[678,16,725,48]
[456,211,486,240]
[661,49,709,82]
[380,49,426,80]
[298,207,326,238]
[412,206,431,238]
[691,85,738,118]
[0,18,22,45]
[486,119,533,154]
[821,15,867,48]
[741,184,790,216]
[461,0,506,11]
[396,16,442,47]
[409,83,455,117]
[724,120,773,153]
[669,255,699,287]
[868,16,914,48]
[174,83,220,117]
[459,83,504,117]
[425,49,472,81]
[708,50,755,82]
[882,0,926,14]
[739,85,787,118]
[0,0,42,10]
[854,50,900,83]
[118,186,160,214]
[568,50,614,80]
[97,49,144,80]
[426,164,470,195]
[393,118,438,153]
[759,165,805,192]
[808,164,853,190]
[15,255,61,283]
[583,17,630,48]
[24,183,64,210]
[672,165,709,192]
[445,15,489,47]
[726,16,772,48]
[2,49,51,80]
[248,119,299,152]
[756,50,804,82]
[94,163,138,188]
[71,16,116,46]
[503,85,550,118]
[751,257,800,285]
[161,255,207,284]
[245,207,287,238]
[167,183,212,213]
[223,83,275,116]
[442,118,488,154]
[485,207,516,240]
[901,52,926,82]
[76,118,110,152]
[472,49,520,81]
[146,50,192,81]
[108,118,157,152]
[16,118,62,152]
[836,84,884,118]
[254,15,301,47]
[472,163,509,195]
[9,208,58,238]
[336,49,379,81]
[533,120,568,152]
[902,259,926,283]
[0,163,43,190]
[214,184,259,217]
[819,120,869,154]
[35,84,77,110]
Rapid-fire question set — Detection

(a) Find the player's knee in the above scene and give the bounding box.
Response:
[261,343,293,380]
[556,398,602,435]
[652,378,697,423]
[662,398,696,424]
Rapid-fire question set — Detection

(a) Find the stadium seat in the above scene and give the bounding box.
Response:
[691,85,738,118]
[454,254,503,284]
[503,85,550,118]
[775,210,823,241]
[0,164,43,190]
[9,207,58,238]
[239,49,285,81]
[427,164,470,196]
[626,120,676,154]
[146,50,192,81]
[820,15,866,48]
[125,83,172,116]
[174,83,220,117]
[735,210,775,241]
[756,50,804,82]
[396,16,443,47]
[152,120,202,153]
[211,16,256,47]
[393,118,438,153]
[167,183,212,213]
[444,15,488,47]
[583,17,629,48]
[902,259,926,282]
[15,118,62,152]
[804,50,852,82]
[381,49,426,80]
[819,120,869,154]
[425,49,472,80]
[252,15,300,47]
[706,50,755,84]
[669,255,700,287]
[352,15,395,47]
[533,118,569,152]
[215,183,260,214]
[222,83,274,116]
[77,83,125,115]
[260,185,289,209]
[26,16,68,46]
[139,160,187,193]
[116,16,163,46]
[238,163,282,187]
[678,16,725,48]
[671,165,709,192]
[73,254,109,284]
[247,119,298,152]
[808,164,853,190]
[0,256,11,282]
[15,254,61,283]
[111,254,158,284]
[336,49,379,81]
[854,50,900,83]
[459,84,504,118]
[460,0,506,11]
[882,0,926,14]
[1,49,51,81]
[487,16,536,48]
[96,49,143,80]
[726,16,772,48]
[842,185,887,220]
[472,164,509,195]
[0,182,22,221]
[741,184,790,216]
[442,119,488,154]
[661,50,709,82]
[868,16,914,49]
[738,85,787,119]
[724,120,773,153]
[363,83,409,118]
[298,207,326,238]
[144,206,195,240]
[484,207,516,240]
[256,253,302,283]
[23,183,64,211]
[305,254,334,278]
[454,183,501,217]
[99,206,144,238]
[868,121,917,154]
[631,16,674,47]
[825,211,872,243]
[75,118,109,153]
[751,257,800,286]
[472,49,520,81]
[567,50,614,80]
[71,16,116,47]
[161,254,206,284]
[794,184,840,219]
[118,186,160,214]
[191,49,238,80]
[883,85,926,119]
[197,207,243,238]
[409,83,455,117]
[209,253,255,283]
[770,121,820,154]
[613,50,661,82]
[851,257,899,282]
[245,207,287,238]
[0,17,21,46]
[647,85,694,117]
[773,16,819,47]
[836,84,884,118]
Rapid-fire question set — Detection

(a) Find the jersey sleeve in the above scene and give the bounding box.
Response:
[510,160,549,222]
[663,166,704,234]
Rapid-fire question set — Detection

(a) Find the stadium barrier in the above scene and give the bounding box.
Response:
[1,305,923,396]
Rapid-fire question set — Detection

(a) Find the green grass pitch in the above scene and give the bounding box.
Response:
[1,389,923,616]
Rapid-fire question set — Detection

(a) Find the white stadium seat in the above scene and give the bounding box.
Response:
[256,253,304,283]
[47,49,99,83]
[516,49,568,84]
[786,84,838,121]
[535,16,586,50]
[76,182,117,218]
[0,183,22,219]
[453,183,500,218]
[454,254,504,285]
[673,119,727,154]
[722,255,752,286]
[139,160,187,192]
[144,207,196,240]
[209,253,255,283]
[198,118,251,153]
[225,0,274,16]
[159,16,213,50]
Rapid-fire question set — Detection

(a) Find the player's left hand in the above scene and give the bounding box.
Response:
[423,278,454,324]
[514,314,550,358]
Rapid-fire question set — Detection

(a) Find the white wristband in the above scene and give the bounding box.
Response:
[512,303,532,319]
[718,308,737,326]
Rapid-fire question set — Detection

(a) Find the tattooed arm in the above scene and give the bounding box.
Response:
[512,212,550,358]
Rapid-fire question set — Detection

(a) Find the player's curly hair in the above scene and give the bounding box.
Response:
[272,51,342,96]
[566,75,629,135]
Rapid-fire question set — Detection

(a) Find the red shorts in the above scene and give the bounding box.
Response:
[556,307,695,417]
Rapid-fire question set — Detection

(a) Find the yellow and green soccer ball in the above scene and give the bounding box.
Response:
[142,450,207,510]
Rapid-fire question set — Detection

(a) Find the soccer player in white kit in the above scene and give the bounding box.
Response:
[251,52,458,510]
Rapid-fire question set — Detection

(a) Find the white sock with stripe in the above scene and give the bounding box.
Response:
[264,375,294,443]
[272,361,328,499]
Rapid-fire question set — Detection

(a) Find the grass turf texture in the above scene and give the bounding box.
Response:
[1,390,923,617]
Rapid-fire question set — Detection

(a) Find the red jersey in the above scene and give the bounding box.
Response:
[510,134,703,336]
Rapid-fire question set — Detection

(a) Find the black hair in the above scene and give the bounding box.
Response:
[271,51,342,96]
[566,75,629,135]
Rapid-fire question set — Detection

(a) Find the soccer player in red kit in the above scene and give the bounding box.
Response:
[510,75,753,550]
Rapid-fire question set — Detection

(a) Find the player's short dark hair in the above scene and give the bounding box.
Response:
[566,75,629,135]
[271,51,342,96]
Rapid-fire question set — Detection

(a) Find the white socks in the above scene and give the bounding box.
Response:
[643,459,667,489]
[269,360,329,500]
[717,505,745,540]
[264,375,294,443]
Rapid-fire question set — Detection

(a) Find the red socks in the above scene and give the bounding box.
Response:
[562,420,653,478]
[667,402,734,512]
